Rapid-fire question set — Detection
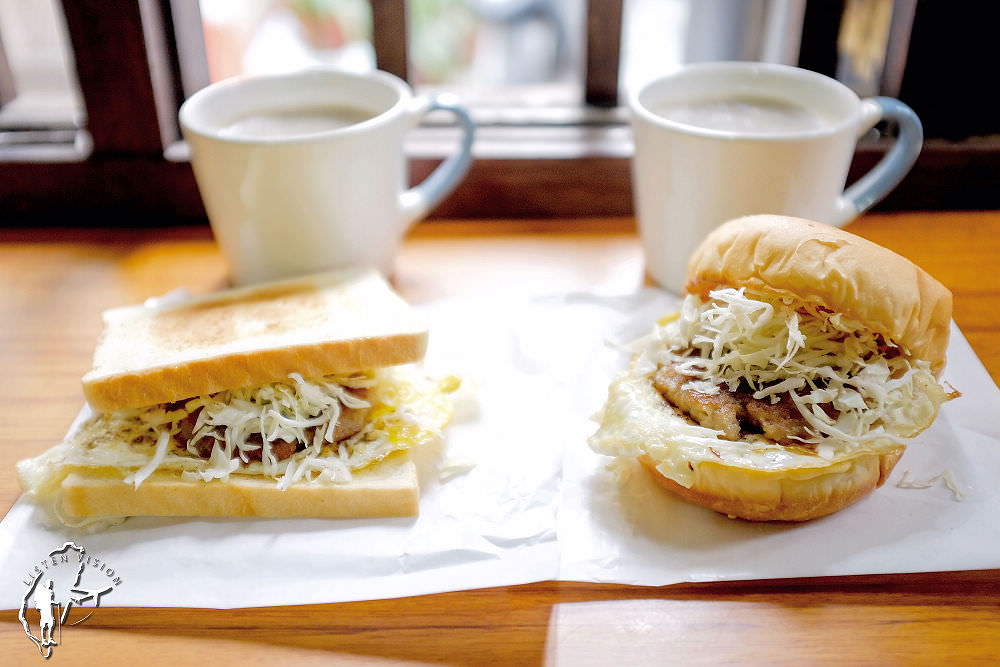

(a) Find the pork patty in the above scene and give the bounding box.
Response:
[652,363,810,445]
[652,364,744,440]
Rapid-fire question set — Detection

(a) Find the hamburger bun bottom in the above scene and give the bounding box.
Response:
[639,447,904,522]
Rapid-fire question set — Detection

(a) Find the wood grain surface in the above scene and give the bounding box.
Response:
[2,212,999,665]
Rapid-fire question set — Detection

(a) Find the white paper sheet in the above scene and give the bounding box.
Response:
[2,289,998,609]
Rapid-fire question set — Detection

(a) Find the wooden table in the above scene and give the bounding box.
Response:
[2,212,999,665]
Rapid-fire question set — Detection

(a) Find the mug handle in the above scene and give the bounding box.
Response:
[831,97,923,226]
[399,94,475,227]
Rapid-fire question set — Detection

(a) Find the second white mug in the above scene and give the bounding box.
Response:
[629,61,922,293]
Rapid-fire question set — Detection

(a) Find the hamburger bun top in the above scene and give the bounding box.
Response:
[685,215,952,374]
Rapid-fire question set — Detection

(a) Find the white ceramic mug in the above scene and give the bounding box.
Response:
[629,61,922,293]
[180,68,474,285]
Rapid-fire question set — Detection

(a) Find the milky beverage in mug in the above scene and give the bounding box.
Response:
[217,105,376,140]
[652,95,833,134]
[180,69,475,286]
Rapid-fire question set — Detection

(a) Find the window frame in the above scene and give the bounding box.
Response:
[0,0,998,226]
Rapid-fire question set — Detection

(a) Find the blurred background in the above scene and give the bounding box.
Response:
[1,0,997,222]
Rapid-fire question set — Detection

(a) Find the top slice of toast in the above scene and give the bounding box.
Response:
[81,269,428,413]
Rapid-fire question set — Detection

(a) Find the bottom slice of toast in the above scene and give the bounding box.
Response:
[57,451,419,521]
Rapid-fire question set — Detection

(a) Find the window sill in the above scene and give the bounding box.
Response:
[1,131,999,225]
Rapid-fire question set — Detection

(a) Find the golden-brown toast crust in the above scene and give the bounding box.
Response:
[81,269,428,412]
[83,333,426,413]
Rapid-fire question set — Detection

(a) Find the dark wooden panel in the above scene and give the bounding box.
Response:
[0,157,204,225]
[370,0,408,81]
[849,140,1000,212]
[60,0,179,152]
[898,3,1000,141]
[797,0,845,77]
[412,156,633,218]
[2,140,999,225]
[585,0,623,107]
[414,140,1000,219]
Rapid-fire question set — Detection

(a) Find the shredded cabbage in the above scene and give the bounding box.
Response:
[123,429,170,488]
[632,287,952,452]
[60,367,457,489]
[896,469,965,500]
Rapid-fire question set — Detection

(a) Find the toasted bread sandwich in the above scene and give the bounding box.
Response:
[18,269,456,530]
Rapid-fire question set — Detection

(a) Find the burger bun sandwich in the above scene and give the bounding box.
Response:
[589,215,957,522]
